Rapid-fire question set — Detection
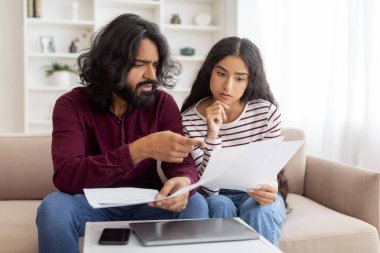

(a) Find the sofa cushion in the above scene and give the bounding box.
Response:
[282,128,306,195]
[0,200,40,252]
[0,135,56,200]
[0,200,84,253]
[280,194,380,253]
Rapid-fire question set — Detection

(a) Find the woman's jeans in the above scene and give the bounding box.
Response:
[36,192,208,253]
[206,189,286,246]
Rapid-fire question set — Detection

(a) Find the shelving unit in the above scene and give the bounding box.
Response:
[23,0,230,133]
[26,18,95,27]
[27,52,81,59]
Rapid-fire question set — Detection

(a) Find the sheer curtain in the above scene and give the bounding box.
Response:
[237,0,380,171]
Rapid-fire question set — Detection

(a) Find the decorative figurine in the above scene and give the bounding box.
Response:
[170,14,181,24]
[69,38,79,53]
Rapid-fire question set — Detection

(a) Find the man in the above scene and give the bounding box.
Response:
[36,14,208,253]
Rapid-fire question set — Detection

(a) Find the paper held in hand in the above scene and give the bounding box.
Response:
[84,138,303,208]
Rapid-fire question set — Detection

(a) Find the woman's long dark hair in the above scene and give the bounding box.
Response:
[181,37,288,204]
[77,14,181,110]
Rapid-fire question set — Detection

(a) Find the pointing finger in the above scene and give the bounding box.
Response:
[187,138,206,148]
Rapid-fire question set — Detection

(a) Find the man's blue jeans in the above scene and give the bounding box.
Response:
[206,189,286,246]
[36,192,208,253]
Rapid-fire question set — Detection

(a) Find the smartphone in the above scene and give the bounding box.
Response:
[98,228,131,245]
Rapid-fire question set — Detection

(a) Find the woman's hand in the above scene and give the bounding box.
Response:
[248,184,278,206]
[205,100,229,139]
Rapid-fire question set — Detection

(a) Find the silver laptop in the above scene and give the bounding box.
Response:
[130,218,260,246]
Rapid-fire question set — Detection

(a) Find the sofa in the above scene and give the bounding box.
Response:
[0,128,379,253]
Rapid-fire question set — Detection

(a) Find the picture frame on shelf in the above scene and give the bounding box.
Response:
[194,13,212,26]
[40,36,55,53]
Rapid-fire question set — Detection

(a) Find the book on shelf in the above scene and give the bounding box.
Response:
[28,0,41,18]
[34,0,41,18]
[27,0,33,17]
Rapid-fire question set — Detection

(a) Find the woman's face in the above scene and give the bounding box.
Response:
[210,55,249,107]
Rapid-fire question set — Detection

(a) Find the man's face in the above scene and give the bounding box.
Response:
[117,39,159,109]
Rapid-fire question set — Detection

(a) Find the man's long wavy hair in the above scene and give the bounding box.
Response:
[180,37,288,204]
[77,14,180,110]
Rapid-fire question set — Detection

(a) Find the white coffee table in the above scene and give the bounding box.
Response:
[83,218,282,253]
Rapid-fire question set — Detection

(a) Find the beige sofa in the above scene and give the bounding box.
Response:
[0,129,379,253]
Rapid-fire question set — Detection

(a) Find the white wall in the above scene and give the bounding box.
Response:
[0,1,24,133]
[236,0,255,37]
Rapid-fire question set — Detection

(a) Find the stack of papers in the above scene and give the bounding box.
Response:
[84,138,303,208]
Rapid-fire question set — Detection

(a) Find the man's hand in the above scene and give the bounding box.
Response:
[148,177,191,212]
[129,131,206,164]
[247,184,278,206]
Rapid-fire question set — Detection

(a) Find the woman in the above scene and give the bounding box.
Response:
[181,37,288,246]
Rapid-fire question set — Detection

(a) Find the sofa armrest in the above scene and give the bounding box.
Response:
[304,155,380,236]
[0,134,56,200]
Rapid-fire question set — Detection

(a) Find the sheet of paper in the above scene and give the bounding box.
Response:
[201,139,303,191]
[84,187,159,208]
[84,139,303,208]
[84,182,208,209]
[169,177,211,197]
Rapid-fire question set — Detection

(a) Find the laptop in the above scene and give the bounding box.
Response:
[130,218,260,246]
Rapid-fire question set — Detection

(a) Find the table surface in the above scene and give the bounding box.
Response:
[83,218,283,253]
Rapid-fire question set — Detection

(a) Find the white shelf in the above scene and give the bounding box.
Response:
[166,87,191,92]
[27,86,75,92]
[27,18,95,27]
[174,55,205,62]
[28,52,80,59]
[97,0,161,8]
[165,0,219,3]
[163,24,222,32]
[28,120,52,125]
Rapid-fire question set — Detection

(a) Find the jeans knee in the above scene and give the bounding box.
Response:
[242,196,286,227]
[186,193,209,218]
[206,195,236,218]
[240,201,275,223]
[37,192,76,228]
[239,198,286,246]
[206,195,232,207]
[189,193,208,209]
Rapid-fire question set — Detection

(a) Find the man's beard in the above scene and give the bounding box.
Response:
[116,80,158,109]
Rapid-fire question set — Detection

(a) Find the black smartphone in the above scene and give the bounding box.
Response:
[98,228,131,245]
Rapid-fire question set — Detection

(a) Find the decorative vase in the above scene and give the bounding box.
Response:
[51,71,71,86]
[170,14,181,24]
[180,47,195,56]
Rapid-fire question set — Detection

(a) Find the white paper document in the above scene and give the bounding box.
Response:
[83,187,159,209]
[84,139,303,208]
[201,138,303,191]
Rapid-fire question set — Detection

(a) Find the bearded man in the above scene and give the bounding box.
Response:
[36,14,208,253]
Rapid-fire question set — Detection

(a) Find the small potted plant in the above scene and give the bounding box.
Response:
[44,62,76,87]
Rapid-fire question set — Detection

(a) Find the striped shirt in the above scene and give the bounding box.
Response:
[182,98,282,196]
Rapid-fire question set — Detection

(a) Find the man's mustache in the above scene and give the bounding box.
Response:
[136,80,158,89]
